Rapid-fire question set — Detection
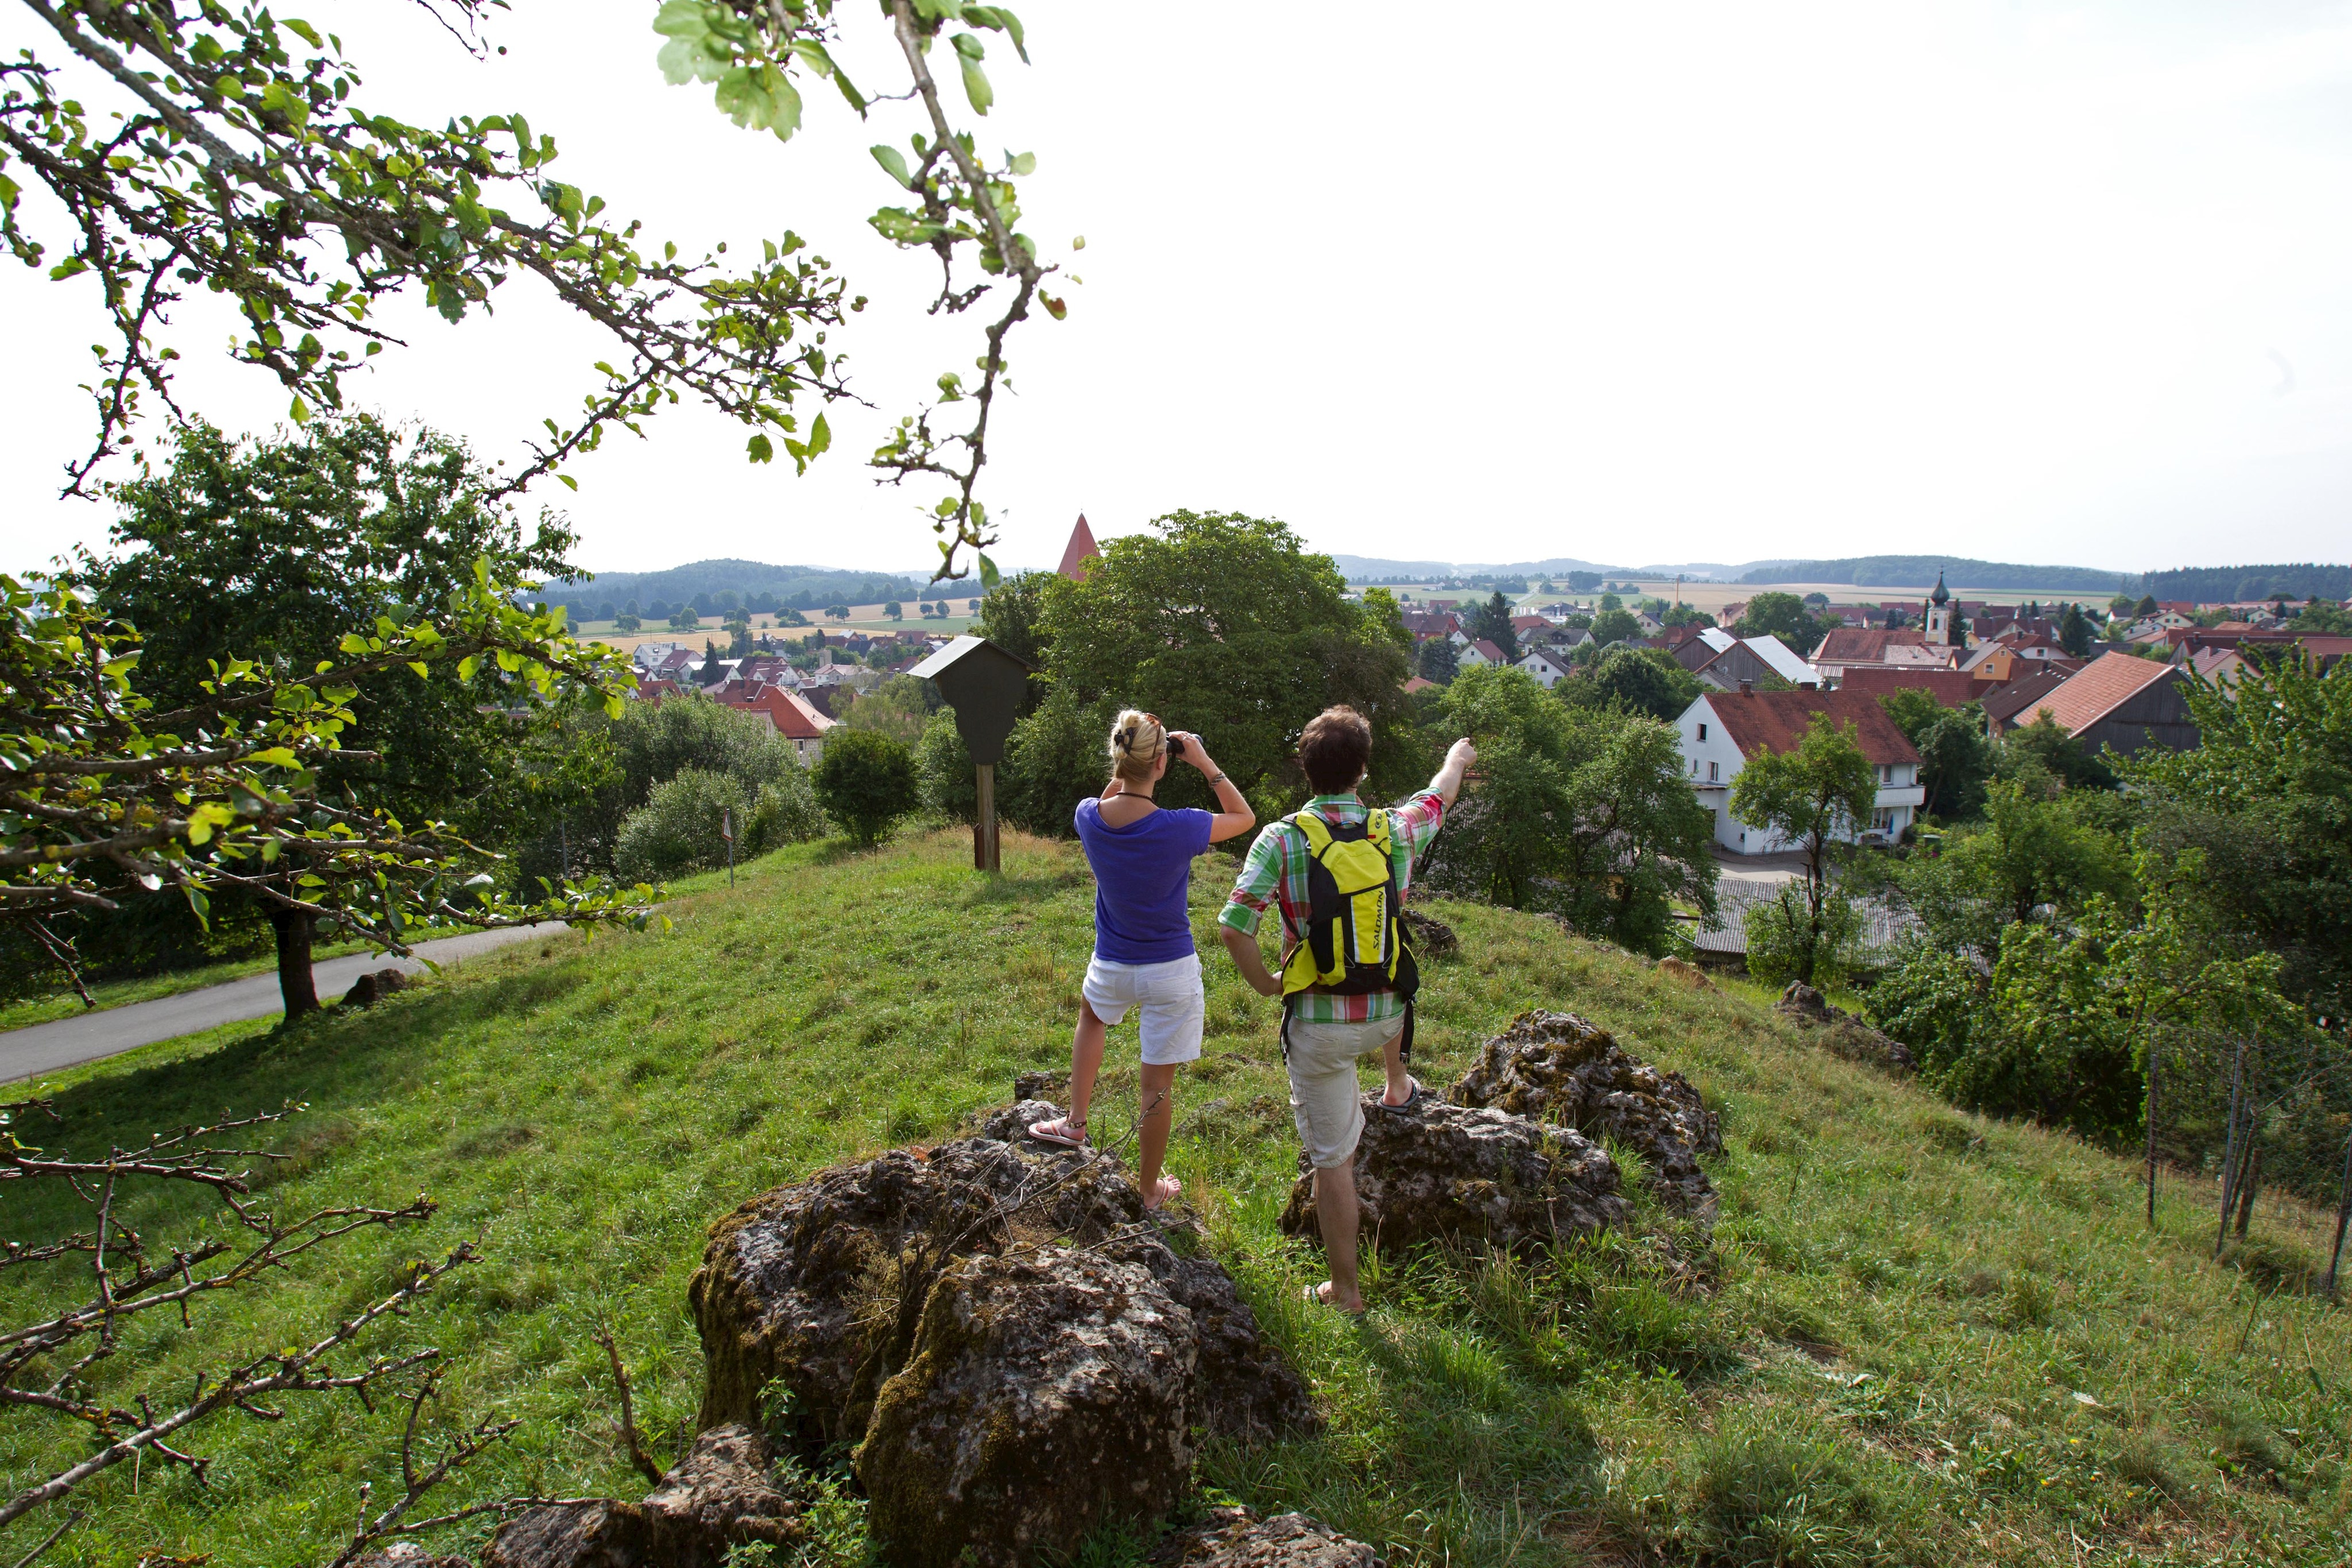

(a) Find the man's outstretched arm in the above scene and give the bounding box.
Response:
[1429,738,1478,808]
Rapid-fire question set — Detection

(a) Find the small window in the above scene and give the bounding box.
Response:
[1708,761,1720,783]
[1697,722,1708,741]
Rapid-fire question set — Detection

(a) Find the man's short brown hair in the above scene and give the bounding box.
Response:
[1298,706,1373,795]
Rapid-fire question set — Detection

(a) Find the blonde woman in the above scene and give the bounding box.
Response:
[1027,711,1255,1207]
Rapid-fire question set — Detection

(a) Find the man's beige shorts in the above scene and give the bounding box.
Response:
[1285,1017,1405,1170]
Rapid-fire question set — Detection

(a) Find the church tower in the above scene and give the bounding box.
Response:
[1922,570,1963,648]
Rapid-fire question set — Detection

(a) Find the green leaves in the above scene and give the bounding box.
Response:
[871,144,914,189]
[747,432,775,464]
[653,0,733,84]
[958,56,993,115]
[714,62,804,141]
[962,5,1030,63]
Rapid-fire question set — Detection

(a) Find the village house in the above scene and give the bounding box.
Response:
[713,682,838,760]
[1457,637,1511,670]
[1515,647,1577,688]
[2010,651,2198,756]
[1678,631,1813,690]
[1676,688,1926,853]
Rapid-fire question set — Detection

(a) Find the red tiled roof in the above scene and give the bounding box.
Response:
[1979,667,2076,728]
[1832,668,1983,706]
[2019,652,2175,737]
[717,682,837,740]
[1402,675,1437,694]
[1704,689,1921,766]
[1815,628,1927,663]
[1056,514,1101,580]
[1509,614,1551,632]
[1472,638,1508,663]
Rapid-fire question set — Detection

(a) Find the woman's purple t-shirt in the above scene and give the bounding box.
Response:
[1073,797,1214,965]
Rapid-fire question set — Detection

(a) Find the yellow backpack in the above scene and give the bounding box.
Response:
[1279,810,1421,1057]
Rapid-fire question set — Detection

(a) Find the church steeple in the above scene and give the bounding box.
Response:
[1924,568,1962,649]
[1929,569,1950,607]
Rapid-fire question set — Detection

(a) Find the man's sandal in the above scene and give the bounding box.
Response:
[1026,1115,1089,1150]
[1375,1078,1425,1115]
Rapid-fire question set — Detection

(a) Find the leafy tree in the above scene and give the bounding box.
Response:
[1883,780,2132,961]
[1728,715,1876,985]
[884,600,904,621]
[813,729,919,846]
[2058,603,2095,656]
[1914,713,1993,819]
[2129,655,2352,1018]
[1588,607,1639,647]
[1040,511,1415,807]
[915,709,978,823]
[1733,591,1830,656]
[1599,591,1623,613]
[999,686,1107,834]
[670,608,704,632]
[1802,592,1830,607]
[826,605,852,621]
[1744,884,1866,991]
[616,768,761,881]
[1,564,653,1017]
[1875,688,1944,749]
[1568,646,1701,722]
[1423,668,1716,952]
[1662,603,1715,629]
[2289,598,2352,634]
[1464,590,1520,664]
[2000,713,2117,792]
[614,610,643,633]
[841,674,935,744]
[1416,636,1460,684]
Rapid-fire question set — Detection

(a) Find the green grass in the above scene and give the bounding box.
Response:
[5,829,2349,1566]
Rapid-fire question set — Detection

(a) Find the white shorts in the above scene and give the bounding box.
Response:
[1081,953,1205,1066]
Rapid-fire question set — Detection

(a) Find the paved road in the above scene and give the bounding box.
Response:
[1,923,573,1083]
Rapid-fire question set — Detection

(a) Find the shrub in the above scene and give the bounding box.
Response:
[999,686,1105,835]
[814,729,920,846]
[915,710,977,823]
[614,768,748,881]
[1744,884,1863,990]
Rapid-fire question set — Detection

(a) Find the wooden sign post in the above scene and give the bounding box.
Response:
[910,634,1034,873]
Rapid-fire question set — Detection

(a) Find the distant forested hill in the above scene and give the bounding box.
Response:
[2140,563,2351,603]
[1740,556,2130,593]
[540,559,924,616]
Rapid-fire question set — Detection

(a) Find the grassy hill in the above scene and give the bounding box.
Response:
[8,832,2350,1566]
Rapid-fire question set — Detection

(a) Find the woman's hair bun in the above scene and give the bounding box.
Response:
[1107,708,1165,782]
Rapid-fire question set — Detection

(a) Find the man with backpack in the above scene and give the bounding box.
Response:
[1218,706,1477,1314]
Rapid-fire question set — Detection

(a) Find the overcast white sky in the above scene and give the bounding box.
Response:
[7,1,2352,579]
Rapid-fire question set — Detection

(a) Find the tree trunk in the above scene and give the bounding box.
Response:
[2215,1038,2247,1257]
[270,905,320,1020]
[2234,1145,2262,1239]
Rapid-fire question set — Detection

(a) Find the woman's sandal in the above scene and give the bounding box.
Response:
[1143,1175,1183,1210]
[1026,1115,1089,1150]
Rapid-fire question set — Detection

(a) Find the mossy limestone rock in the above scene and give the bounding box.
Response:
[857,1246,1197,1568]
[480,1424,804,1568]
[1448,1009,1722,1220]
[1279,1096,1628,1255]
[1148,1507,1380,1568]
[691,1112,1315,1459]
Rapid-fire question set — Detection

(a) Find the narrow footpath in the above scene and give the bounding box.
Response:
[1,924,571,1083]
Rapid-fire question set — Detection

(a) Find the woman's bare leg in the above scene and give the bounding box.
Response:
[1137,1062,1180,1206]
[1065,1002,1111,1130]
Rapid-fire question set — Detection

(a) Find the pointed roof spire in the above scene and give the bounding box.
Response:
[1929,568,1950,607]
[1056,513,1101,580]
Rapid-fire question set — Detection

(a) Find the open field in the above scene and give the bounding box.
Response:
[1383,581,2110,617]
[570,606,976,660]
[6,830,2349,1567]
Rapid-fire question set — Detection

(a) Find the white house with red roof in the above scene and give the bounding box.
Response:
[1457,638,1511,670]
[714,682,838,759]
[1677,688,1925,853]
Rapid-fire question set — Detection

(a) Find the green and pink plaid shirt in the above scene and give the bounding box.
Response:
[1217,790,1446,1023]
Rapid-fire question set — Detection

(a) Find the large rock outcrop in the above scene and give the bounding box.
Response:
[480,1424,804,1568]
[857,1247,1197,1568]
[1279,1096,1628,1255]
[691,1103,1314,1458]
[1447,1009,1722,1220]
[1148,1507,1379,1568]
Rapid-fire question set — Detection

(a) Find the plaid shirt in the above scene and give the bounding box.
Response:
[1218,790,1446,1023]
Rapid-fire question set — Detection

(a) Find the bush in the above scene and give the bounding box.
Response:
[915,710,977,823]
[615,769,749,881]
[814,729,920,846]
[748,773,828,851]
[999,687,1106,835]
[1744,885,1864,991]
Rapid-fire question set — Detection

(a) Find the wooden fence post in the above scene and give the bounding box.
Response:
[2215,1037,2247,1259]
[974,762,999,873]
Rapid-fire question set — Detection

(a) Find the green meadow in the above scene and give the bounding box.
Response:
[6,830,2348,1566]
